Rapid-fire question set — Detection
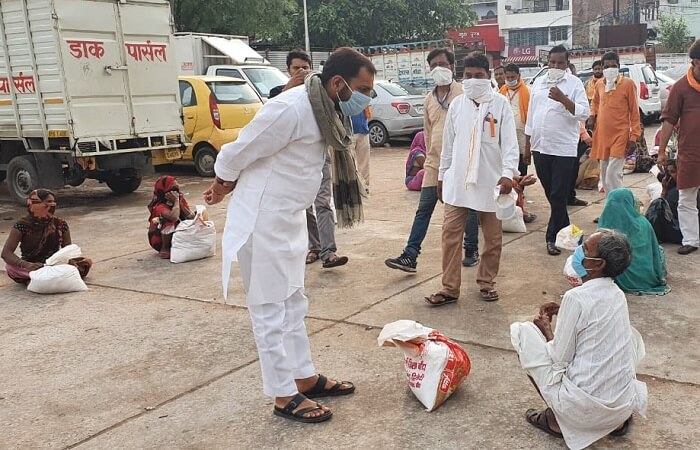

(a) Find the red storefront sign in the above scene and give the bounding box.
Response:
[447,25,504,52]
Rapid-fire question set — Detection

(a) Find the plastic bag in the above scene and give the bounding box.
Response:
[555,224,584,251]
[646,182,662,202]
[170,205,216,264]
[27,264,88,294]
[563,255,583,288]
[45,244,82,266]
[378,320,471,412]
[502,206,527,233]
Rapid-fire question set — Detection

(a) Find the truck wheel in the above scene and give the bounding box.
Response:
[7,155,39,204]
[106,175,142,194]
[194,145,217,177]
[368,122,389,147]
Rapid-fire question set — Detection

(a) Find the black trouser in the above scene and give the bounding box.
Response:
[534,152,578,243]
[568,140,589,203]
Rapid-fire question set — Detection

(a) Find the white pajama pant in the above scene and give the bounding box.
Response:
[599,157,625,196]
[248,289,316,398]
[678,186,700,247]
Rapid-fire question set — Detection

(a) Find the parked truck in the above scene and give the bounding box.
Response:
[0,0,184,203]
[174,33,289,101]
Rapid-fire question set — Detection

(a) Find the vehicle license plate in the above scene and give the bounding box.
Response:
[165,148,182,160]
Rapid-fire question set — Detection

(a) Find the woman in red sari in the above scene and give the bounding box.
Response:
[2,189,92,284]
[148,175,195,258]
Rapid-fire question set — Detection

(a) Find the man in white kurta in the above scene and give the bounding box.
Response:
[426,53,519,305]
[511,231,647,449]
[204,48,375,422]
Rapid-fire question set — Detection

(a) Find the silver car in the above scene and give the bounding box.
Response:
[367,81,424,147]
[655,71,675,110]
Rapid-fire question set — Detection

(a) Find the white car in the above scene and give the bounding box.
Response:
[367,81,424,147]
[530,64,662,124]
[655,71,676,110]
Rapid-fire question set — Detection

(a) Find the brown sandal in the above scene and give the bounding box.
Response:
[424,293,458,306]
[526,408,563,438]
[306,251,320,264]
[480,289,499,302]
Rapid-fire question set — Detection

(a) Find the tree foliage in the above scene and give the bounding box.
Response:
[169,0,476,49]
[655,13,690,53]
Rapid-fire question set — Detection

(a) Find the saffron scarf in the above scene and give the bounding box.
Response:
[687,66,700,93]
[499,80,529,125]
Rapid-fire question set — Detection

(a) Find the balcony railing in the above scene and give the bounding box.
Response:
[505,1,570,14]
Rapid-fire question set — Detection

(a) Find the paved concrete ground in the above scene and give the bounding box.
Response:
[2,126,699,449]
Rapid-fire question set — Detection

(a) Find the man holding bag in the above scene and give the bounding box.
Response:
[204,48,372,423]
[425,52,520,305]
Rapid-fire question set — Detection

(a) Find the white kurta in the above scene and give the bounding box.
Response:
[214,85,327,304]
[511,277,648,450]
[438,92,520,212]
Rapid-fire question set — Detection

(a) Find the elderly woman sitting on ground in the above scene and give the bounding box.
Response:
[147,175,195,259]
[2,189,92,284]
[511,230,647,450]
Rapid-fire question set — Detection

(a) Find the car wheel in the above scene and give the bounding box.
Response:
[194,145,217,177]
[106,175,142,194]
[7,155,39,204]
[368,122,389,147]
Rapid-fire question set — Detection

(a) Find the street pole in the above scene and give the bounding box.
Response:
[303,0,310,53]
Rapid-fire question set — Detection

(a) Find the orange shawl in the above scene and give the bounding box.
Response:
[500,80,530,125]
[687,66,700,93]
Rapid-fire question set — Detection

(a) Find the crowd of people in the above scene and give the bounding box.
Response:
[3,39,700,449]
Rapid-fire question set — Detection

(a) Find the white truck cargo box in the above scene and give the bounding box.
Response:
[0,0,184,202]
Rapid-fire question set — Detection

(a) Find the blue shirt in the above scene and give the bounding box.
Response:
[350,111,369,135]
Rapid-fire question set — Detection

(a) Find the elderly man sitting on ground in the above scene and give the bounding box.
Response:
[510,229,647,450]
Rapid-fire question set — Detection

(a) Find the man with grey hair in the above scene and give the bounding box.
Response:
[510,230,648,449]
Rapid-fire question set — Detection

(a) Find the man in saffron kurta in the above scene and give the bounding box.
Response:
[589,52,641,201]
[658,39,700,255]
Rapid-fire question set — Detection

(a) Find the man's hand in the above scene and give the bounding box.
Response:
[203,178,235,205]
[657,150,667,168]
[626,140,637,157]
[586,116,596,131]
[539,302,560,320]
[548,86,567,104]
[437,180,443,203]
[584,136,593,147]
[524,140,532,166]
[519,174,537,187]
[498,177,513,195]
[284,70,309,91]
[23,261,44,271]
[165,191,180,204]
[533,312,555,341]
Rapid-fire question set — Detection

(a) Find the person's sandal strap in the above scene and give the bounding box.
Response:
[303,374,356,398]
[280,393,307,415]
[424,293,458,306]
[526,408,563,438]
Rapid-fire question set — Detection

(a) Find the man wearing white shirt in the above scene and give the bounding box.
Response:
[525,46,590,255]
[511,230,647,449]
[203,48,373,423]
[425,53,520,305]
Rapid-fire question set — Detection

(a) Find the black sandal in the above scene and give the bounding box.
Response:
[609,417,632,437]
[273,393,332,423]
[526,408,563,439]
[546,242,561,256]
[322,254,349,268]
[425,293,458,306]
[302,374,355,399]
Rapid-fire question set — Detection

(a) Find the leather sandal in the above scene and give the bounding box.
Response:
[424,293,458,306]
[273,393,332,424]
[546,242,561,256]
[526,408,563,439]
[302,374,355,399]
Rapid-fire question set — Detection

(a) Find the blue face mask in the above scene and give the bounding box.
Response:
[571,245,603,278]
[337,79,372,117]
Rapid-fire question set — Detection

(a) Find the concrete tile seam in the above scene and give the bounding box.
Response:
[91,248,153,264]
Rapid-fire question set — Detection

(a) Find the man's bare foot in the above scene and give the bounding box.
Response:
[275,394,330,419]
[296,374,354,395]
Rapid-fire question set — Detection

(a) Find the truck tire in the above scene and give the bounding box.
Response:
[194,145,217,177]
[7,155,39,204]
[106,175,142,194]
[368,121,389,147]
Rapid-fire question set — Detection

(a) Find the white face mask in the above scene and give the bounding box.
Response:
[603,67,619,82]
[505,79,519,88]
[430,67,453,86]
[548,68,566,83]
[462,78,493,102]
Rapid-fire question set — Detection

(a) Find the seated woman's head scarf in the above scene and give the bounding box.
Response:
[406,131,426,177]
[16,189,67,263]
[598,188,669,294]
[148,175,179,213]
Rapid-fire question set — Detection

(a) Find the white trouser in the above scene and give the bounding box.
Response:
[351,133,371,189]
[248,289,316,398]
[678,186,700,247]
[599,157,625,196]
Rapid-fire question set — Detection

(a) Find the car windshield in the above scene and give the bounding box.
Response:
[397,82,422,95]
[242,67,289,98]
[378,82,413,97]
[642,65,658,84]
[206,81,260,104]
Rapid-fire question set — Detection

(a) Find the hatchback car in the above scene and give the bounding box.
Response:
[367,80,424,147]
[177,76,262,176]
[655,71,675,110]
[531,64,661,124]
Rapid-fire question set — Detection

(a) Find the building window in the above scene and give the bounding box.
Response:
[550,26,568,42]
[509,28,549,47]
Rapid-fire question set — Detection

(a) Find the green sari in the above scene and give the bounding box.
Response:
[598,188,669,295]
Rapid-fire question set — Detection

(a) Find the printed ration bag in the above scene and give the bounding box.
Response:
[170,205,216,263]
[555,224,584,251]
[563,255,583,288]
[501,206,527,233]
[378,320,471,411]
[27,244,88,294]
